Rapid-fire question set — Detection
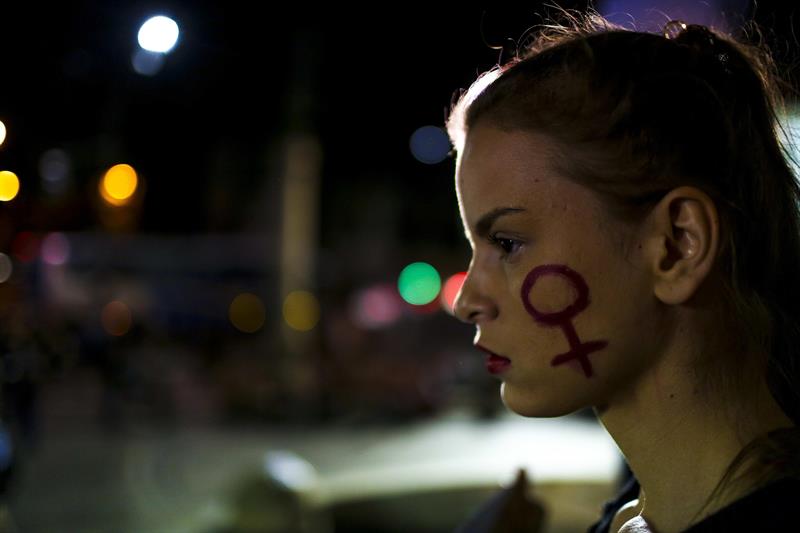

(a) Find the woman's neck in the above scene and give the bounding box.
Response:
[596,342,794,533]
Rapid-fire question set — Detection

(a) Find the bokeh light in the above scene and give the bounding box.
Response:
[441,272,467,314]
[263,450,318,492]
[597,0,747,33]
[229,293,266,333]
[349,284,404,329]
[409,125,451,164]
[0,426,12,470]
[0,171,20,201]
[11,232,39,263]
[137,15,180,53]
[132,49,166,76]
[100,164,138,206]
[102,300,133,336]
[283,291,320,332]
[398,262,441,305]
[0,254,12,283]
[41,233,70,266]
[39,149,71,195]
[0,120,6,147]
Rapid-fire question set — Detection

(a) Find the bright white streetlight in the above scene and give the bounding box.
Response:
[137,15,179,53]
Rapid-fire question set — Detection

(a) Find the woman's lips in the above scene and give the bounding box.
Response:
[476,345,511,375]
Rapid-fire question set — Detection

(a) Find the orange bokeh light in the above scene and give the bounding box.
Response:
[100,164,138,206]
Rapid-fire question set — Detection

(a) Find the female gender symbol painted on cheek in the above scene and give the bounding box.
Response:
[520,264,608,378]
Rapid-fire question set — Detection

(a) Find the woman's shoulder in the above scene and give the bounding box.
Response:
[684,476,800,532]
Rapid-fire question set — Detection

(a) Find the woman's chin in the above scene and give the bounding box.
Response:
[500,382,586,418]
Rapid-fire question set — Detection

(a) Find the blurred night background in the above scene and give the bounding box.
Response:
[0,1,797,532]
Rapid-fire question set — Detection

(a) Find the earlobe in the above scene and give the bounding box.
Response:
[651,187,719,305]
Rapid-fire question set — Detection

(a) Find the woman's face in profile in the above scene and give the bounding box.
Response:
[454,124,665,417]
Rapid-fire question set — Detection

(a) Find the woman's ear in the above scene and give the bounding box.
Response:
[646,186,720,305]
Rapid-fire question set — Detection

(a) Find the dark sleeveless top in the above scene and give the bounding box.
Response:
[589,473,800,532]
[457,471,800,532]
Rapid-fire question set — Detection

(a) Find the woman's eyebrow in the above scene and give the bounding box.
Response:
[474,207,527,238]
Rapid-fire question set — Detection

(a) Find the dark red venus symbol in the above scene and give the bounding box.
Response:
[520,264,608,378]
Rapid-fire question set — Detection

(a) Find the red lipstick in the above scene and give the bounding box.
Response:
[476,345,511,375]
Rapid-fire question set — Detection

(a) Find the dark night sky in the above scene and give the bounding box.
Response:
[0,3,530,232]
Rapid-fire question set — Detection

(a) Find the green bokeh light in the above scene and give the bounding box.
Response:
[398,262,442,305]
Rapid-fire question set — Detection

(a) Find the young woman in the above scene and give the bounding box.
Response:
[448,10,800,533]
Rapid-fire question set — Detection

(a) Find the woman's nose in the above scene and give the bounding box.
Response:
[453,272,498,324]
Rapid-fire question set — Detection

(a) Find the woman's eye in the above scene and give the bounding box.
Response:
[489,234,521,256]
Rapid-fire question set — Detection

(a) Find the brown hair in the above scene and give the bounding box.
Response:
[447,7,800,521]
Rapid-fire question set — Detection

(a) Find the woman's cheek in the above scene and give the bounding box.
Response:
[519,263,609,378]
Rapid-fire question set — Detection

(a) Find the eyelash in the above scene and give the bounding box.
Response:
[488,233,522,258]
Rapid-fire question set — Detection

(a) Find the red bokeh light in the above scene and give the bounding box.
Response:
[441,271,467,314]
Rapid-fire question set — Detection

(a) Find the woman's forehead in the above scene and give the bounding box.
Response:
[456,125,605,232]
[457,126,562,208]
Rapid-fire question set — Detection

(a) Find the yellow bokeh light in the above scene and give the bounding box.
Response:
[102,300,132,336]
[0,171,20,201]
[0,121,6,147]
[229,293,266,333]
[100,163,138,206]
[283,291,320,332]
